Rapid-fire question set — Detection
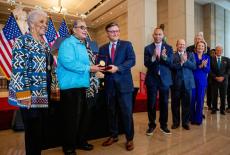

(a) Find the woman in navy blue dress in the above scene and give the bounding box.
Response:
[190,40,210,125]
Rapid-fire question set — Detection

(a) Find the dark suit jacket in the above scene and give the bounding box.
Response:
[99,40,136,94]
[186,44,211,55]
[144,42,173,87]
[171,51,196,90]
[210,56,230,84]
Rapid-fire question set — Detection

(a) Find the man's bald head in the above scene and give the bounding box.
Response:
[176,39,186,52]
[152,28,164,43]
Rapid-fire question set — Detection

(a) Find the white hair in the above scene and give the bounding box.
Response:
[216,44,223,49]
[27,9,47,28]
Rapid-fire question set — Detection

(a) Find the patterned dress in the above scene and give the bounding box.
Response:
[8,34,51,108]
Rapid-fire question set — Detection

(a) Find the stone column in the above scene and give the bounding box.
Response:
[128,0,157,87]
[215,5,225,52]
[203,3,215,49]
[168,0,194,48]
[225,10,230,57]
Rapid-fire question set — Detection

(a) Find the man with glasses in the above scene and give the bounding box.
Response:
[99,22,136,151]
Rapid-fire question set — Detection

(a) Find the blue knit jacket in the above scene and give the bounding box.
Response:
[8,34,51,108]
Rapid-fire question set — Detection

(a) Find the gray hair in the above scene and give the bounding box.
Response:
[27,9,47,28]
[216,44,223,50]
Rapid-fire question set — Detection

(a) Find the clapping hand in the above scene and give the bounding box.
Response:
[154,49,160,60]
[202,59,208,67]
[199,59,208,68]
[181,52,187,64]
[161,47,167,60]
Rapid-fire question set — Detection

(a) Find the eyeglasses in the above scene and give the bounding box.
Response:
[74,25,88,30]
[107,30,120,34]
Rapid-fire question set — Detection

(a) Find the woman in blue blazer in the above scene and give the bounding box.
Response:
[190,40,210,125]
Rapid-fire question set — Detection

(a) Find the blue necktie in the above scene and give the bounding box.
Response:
[217,57,221,69]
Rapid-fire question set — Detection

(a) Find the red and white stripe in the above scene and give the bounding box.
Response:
[0,31,15,79]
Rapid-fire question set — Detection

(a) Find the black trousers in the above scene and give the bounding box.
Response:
[147,80,170,129]
[171,84,191,126]
[212,81,227,111]
[227,79,230,109]
[77,96,97,144]
[60,88,85,152]
[20,108,48,155]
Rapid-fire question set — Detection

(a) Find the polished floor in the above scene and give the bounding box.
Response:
[0,108,230,155]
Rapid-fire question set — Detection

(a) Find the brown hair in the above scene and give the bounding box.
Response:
[105,22,119,31]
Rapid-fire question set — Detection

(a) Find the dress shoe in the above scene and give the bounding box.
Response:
[202,114,205,119]
[191,122,201,126]
[77,143,93,151]
[146,125,156,136]
[226,108,230,113]
[126,140,134,151]
[160,127,171,134]
[220,111,226,115]
[171,124,179,129]
[64,150,76,155]
[182,124,190,130]
[102,137,118,146]
[211,110,216,114]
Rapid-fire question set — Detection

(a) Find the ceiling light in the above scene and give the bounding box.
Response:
[35,5,42,10]
[7,0,16,6]
[79,14,87,19]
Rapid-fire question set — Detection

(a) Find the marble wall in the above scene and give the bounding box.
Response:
[215,5,225,52]
[92,13,128,47]
[225,10,230,58]
[194,3,204,36]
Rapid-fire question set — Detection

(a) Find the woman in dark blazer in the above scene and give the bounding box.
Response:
[190,40,210,125]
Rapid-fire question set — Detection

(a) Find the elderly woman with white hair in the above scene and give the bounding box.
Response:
[8,9,53,155]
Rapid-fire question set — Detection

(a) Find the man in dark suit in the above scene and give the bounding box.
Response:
[210,45,230,115]
[171,39,196,130]
[99,22,136,151]
[144,27,173,135]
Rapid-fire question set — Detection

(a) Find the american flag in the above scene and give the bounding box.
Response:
[58,19,69,37]
[43,18,59,47]
[0,13,22,79]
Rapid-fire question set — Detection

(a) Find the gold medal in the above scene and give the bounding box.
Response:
[99,60,106,67]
